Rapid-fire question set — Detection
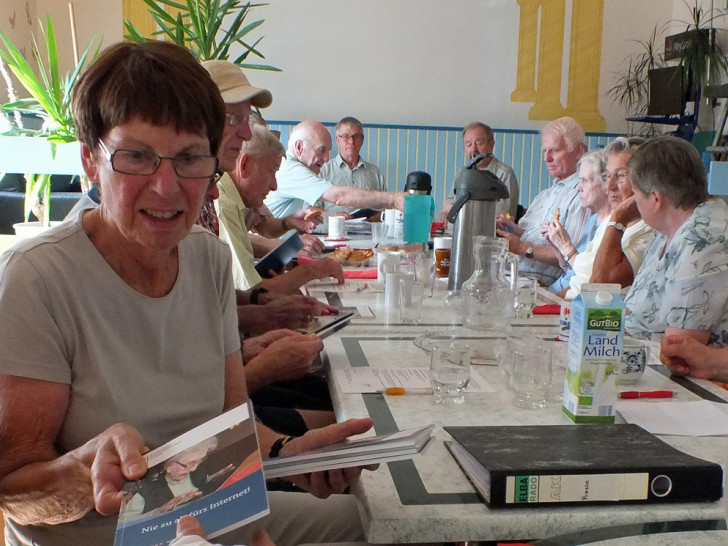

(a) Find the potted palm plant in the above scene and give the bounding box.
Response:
[670,1,728,98]
[124,0,280,70]
[607,0,728,137]
[0,14,98,231]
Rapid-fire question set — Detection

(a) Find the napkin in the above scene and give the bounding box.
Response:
[344,269,378,279]
[532,304,561,315]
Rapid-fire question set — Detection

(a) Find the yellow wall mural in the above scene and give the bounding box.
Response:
[123,0,155,38]
[123,0,184,40]
[512,0,606,132]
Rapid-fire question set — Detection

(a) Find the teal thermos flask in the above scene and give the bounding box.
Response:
[403,171,434,244]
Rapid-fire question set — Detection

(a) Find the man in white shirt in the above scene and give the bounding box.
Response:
[497,116,590,286]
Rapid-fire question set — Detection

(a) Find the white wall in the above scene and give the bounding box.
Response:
[246,0,676,132]
[0,0,120,103]
[3,0,728,133]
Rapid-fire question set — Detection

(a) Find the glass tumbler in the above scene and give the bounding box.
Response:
[429,341,471,405]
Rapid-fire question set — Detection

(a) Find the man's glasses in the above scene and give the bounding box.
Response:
[225,112,250,127]
[602,170,630,183]
[337,133,364,142]
[98,140,219,179]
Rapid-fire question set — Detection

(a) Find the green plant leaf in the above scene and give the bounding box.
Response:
[1,16,98,223]
[124,0,278,69]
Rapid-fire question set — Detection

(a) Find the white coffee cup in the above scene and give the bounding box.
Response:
[617,338,650,385]
[328,215,346,240]
[381,209,403,241]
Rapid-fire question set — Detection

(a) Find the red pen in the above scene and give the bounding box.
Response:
[619,390,677,399]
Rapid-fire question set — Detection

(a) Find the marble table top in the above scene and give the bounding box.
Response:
[310,280,728,544]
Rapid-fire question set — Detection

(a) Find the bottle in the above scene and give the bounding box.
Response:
[403,171,435,244]
[403,193,434,244]
[434,237,452,279]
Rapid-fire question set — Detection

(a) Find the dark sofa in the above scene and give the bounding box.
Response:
[0,173,82,234]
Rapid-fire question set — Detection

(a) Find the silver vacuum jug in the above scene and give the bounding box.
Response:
[446,154,510,294]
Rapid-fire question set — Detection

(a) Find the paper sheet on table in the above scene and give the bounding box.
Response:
[332,367,495,394]
[306,279,384,293]
[617,400,728,436]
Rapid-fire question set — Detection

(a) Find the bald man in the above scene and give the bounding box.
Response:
[264,120,405,218]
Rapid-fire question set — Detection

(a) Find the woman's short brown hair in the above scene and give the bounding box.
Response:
[72,41,225,155]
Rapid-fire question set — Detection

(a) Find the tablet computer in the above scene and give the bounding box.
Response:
[297,310,355,339]
[254,230,304,278]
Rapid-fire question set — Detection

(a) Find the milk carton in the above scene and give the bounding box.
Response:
[562,284,624,423]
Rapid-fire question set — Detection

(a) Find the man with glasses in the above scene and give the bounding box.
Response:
[319,116,386,218]
[196,60,271,236]
[265,119,405,219]
[201,61,337,334]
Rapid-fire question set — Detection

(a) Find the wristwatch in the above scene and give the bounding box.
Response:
[524,246,534,259]
[607,221,626,233]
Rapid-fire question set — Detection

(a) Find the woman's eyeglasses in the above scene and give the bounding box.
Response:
[98,140,219,179]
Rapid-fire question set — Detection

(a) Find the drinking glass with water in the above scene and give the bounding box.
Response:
[429,341,471,404]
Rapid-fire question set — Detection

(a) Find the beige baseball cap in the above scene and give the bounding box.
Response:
[202,60,272,108]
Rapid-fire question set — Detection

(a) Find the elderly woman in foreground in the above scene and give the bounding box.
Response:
[0,41,369,545]
[624,135,728,343]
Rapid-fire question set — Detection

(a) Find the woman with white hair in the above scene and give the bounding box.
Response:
[543,150,608,296]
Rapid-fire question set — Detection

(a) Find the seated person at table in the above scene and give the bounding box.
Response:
[201,62,337,433]
[661,335,728,383]
[544,139,653,299]
[497,116,590,287]
[199,60,339,333]
[244,113,327,260]
[542,150,605,296]
[587,136,653,291]
[217,124,344,292]
[442,121,520,219]
[0,40,372,545]
[264,119,405,218]
[318,116,387,218]
[624,135,728,344]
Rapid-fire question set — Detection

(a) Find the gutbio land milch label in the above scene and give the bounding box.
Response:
[563,284,624,423]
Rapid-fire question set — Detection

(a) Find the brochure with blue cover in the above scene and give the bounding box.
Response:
[114,403,268,545]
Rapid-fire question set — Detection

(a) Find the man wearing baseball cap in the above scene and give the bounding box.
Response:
[196,61,273,235]
[202,60,273,173]
[198,61,368,545]
[200,61,335,315]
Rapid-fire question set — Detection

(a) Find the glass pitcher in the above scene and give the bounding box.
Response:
[462,236,518,330]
